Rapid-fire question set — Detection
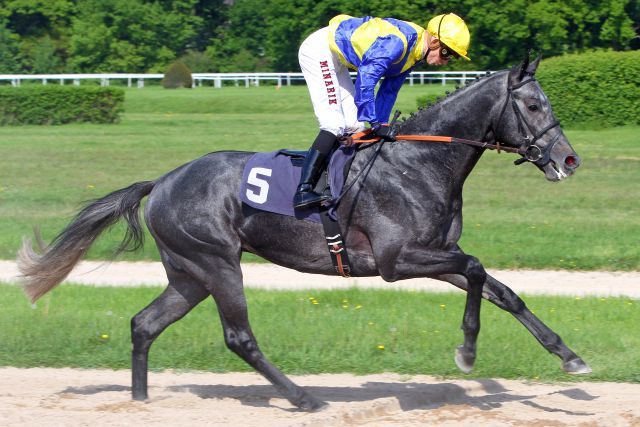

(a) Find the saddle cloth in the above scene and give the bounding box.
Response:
[239,147,356,223]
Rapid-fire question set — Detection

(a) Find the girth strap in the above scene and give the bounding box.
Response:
[320,213,351,277]
[317,171,352,277]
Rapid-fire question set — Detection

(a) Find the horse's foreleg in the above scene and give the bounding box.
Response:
[130,277,209,400]
[483,274,591,374]
[388,247,487,373]
[439,272,591,374]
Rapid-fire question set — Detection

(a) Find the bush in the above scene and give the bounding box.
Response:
[0,86,124,125]
[416,93,444,109]
[162,60,193,89]
[537,50,640,128]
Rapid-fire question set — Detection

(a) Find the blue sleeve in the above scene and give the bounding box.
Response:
[354,35,405,124]
[374,70,410,123]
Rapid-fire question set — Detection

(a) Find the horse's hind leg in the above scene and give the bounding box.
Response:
[130,267,209,400]
[205,261,327,411]
[438,272,591,374]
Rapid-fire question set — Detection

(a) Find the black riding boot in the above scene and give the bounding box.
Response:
[293,148,332,208]
[293,131,337,209]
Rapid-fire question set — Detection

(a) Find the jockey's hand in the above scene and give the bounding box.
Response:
[338,135,354,147]
[371,123,397,142]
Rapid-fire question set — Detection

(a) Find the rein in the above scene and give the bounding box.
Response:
[350,131,526,155]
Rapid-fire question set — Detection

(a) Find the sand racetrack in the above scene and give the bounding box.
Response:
[1,368,639,426]
[1,262,639,425]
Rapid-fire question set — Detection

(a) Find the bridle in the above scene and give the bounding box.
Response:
[490,76,561,166]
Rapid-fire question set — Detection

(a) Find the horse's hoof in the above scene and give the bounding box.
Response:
[562,357,592,375]
[132,393,148,401]
[455,345,475,374]
[298,397,329,412]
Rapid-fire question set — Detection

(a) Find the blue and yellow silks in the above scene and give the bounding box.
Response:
[328,15,425,124]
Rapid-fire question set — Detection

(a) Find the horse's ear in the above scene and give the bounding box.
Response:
[509,50,541,84]
[525,53,542,75]
[518,50,532,80]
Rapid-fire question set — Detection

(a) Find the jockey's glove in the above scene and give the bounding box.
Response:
[370,123,397,142]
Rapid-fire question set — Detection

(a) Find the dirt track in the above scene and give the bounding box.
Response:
[1,368,639,426]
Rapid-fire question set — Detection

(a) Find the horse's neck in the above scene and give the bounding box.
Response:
[395,73,505,183]
[399,72,504,139]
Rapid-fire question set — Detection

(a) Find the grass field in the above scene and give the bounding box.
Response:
[0,84,638,269]
[1,283,638,382]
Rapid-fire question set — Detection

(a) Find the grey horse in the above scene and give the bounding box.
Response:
[18,54,591,411]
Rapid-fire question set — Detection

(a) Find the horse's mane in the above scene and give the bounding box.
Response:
[400,69,507,130]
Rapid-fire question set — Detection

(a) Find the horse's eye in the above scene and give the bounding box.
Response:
[528,104,539,112]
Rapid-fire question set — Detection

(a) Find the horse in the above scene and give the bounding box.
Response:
[18,53,591,411]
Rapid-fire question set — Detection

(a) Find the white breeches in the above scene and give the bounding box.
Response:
[298,27,365,137]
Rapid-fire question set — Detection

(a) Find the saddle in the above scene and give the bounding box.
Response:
[239,147,356,276]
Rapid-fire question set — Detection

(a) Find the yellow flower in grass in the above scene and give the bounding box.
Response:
[377,344,385,350]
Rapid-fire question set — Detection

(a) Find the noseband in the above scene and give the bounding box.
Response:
[492,77,561,166]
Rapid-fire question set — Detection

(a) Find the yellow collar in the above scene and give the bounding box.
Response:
[413,29,426,62]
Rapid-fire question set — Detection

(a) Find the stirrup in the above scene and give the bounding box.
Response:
[293,190,331,209]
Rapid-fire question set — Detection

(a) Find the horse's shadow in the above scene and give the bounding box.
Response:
[62,379,597,415]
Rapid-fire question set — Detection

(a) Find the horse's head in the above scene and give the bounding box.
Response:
[494,53,581,181]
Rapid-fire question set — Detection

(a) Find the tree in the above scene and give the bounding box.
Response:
[68,0,203,72]
[600,0,636,50]
[0,0,75,72]
[0,19,22,73]
[31,35,63,73]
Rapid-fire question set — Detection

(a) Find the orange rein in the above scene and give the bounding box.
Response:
[349,129,525,155]
[351,129,453,145]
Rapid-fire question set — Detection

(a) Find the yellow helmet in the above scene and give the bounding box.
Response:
[427,13,470,61]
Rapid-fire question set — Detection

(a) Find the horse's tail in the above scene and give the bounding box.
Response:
[18,181,156,303]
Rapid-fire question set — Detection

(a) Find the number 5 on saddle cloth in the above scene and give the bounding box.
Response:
[239,147,355,276]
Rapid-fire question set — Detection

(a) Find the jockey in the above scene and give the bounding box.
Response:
[294,13,471,209]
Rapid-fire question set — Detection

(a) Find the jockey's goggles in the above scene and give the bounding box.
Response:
[439,43,460,60]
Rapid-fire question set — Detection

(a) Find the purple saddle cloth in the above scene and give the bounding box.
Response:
[239,147,356,223]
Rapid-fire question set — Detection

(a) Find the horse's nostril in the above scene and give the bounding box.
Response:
[565,156,578,167]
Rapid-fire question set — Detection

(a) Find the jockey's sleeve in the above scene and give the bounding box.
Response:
[354,35,405,124]
[375,70,410,123]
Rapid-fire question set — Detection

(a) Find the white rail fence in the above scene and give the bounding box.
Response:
[0,71,490,88]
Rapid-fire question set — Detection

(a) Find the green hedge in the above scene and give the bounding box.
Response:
[536,50,639,128]
[0,86,124,125]
[416,51,639,128]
